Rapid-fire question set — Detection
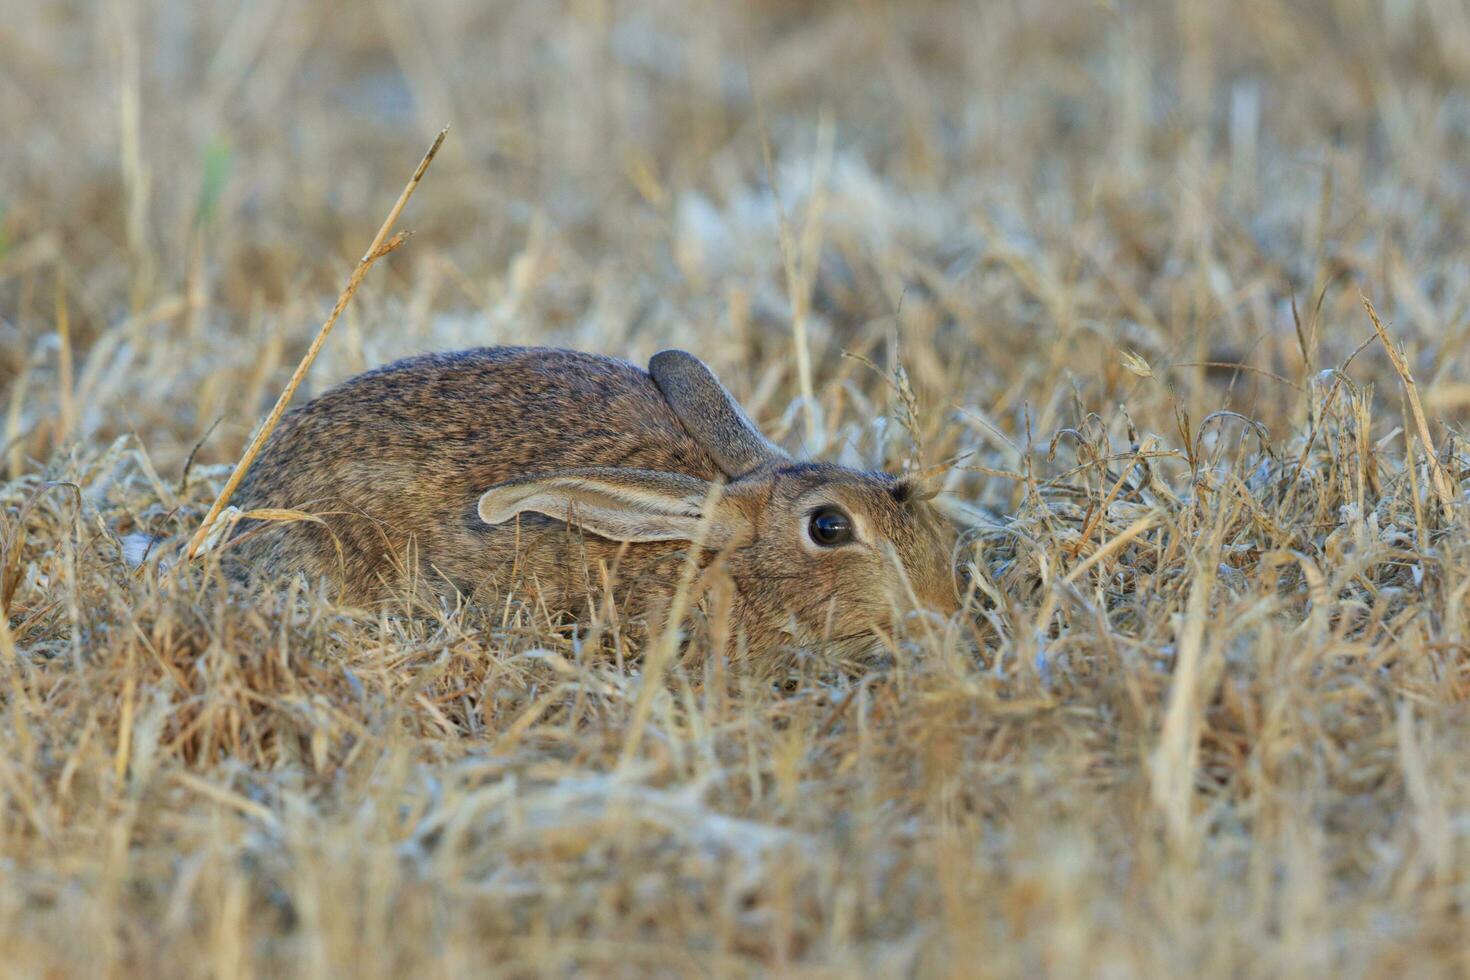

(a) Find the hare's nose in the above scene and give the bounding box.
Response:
[923,575,963,619]
[902,606,957,635]
[910,586,960,623]
[930,594,962,620]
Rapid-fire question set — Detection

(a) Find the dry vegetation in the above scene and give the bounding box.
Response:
[3,0,1470,975]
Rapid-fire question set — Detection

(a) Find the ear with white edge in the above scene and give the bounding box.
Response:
[477,467,746,546]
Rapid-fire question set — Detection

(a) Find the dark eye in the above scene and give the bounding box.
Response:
[808,506,853,547]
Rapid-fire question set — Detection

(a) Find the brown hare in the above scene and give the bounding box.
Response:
[228,347,959,654]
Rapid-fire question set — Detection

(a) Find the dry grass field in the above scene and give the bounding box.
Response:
[3,0,1470,975]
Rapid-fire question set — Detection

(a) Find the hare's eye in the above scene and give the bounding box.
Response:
[807,506,853,547]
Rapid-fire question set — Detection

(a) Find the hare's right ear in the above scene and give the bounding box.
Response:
[478,467,749,546]
[649,350,789,478]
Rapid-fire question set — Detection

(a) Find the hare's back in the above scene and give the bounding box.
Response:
[240,347,721,510]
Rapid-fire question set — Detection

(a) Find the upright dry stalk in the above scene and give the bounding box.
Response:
[1151,519,1223,851]
[54,267,75,446]
[185,127,448,560]
[751,72,830,450]
[617,481,727,771]
[115,0,152,311]
[1362,295,1456,513]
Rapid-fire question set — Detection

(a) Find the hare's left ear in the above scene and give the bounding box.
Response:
[649,350,789,478]
[478,467,749,545]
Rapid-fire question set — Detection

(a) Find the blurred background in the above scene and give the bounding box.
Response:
[4,0,1468,494]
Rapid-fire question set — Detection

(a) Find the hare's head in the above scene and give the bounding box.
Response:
[476,349,959,652]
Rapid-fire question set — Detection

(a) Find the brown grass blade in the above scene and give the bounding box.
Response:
[1361,294,1456,514]
[184,127,448,560]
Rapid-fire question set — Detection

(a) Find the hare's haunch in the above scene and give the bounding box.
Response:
[230,347,958,652]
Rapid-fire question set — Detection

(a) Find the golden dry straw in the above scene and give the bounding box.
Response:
[1361,294,1457,514]
[184,126,449,560]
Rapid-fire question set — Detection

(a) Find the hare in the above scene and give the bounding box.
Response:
[228,347,959,654]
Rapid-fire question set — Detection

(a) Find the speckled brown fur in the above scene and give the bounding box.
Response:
[229,346,958,653]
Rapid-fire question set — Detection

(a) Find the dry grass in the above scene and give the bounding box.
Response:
[3,0,1470,975]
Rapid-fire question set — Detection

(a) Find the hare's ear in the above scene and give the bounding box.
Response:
[649,350,789,478]
[477,467,749,546]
